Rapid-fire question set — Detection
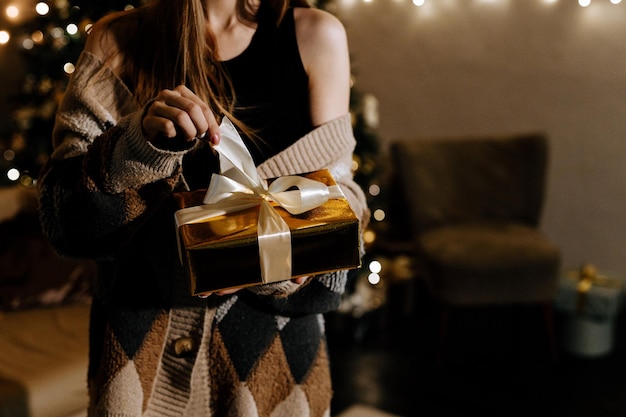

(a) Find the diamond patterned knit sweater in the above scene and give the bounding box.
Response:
[37,51,369,417]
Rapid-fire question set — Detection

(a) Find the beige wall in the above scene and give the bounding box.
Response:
[335,0,626,278]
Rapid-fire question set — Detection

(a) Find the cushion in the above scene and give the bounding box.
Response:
[418,223,561,305]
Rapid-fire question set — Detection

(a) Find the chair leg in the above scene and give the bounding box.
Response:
[542,302,559,361]
[435,306,449,365]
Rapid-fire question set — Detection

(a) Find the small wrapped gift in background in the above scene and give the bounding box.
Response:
[555,263,624,357]
[555,263,622,320]
[174,118,361,295]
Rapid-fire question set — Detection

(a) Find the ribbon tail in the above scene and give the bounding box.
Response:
[268,175,331,214]
[174,205,227,266]
[175,204,229,227]
[327,184,345,199]
[215,117,266,190]
[257,200,292,283]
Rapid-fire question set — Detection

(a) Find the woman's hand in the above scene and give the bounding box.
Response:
[197,287,241,298]
[142,85,221,145]
[197,277,308,298]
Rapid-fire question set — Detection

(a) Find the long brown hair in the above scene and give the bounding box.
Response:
[111,0,310,133]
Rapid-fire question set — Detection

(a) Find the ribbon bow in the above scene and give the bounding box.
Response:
[175,117,344,283]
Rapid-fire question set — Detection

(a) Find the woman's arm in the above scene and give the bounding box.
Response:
[295,7,352,127]
[38,18,196,261]
[38,53,189,261]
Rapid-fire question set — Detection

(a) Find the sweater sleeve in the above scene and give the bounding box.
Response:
[256,114,370,229]
[247,115,370,306]
[38,52,193,261]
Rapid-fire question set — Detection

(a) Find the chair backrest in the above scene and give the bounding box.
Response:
[389,132,549,233]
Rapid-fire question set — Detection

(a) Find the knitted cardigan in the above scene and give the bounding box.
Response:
[37,51,369,417]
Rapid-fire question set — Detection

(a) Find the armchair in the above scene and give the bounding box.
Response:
[388,132,561,362]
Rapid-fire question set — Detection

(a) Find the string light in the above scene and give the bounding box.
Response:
[3,150,15,161]
[368,273,381,284]
[6,168,20,182]
[31,30,44,43]
[6,5,19,19]
[373,208,385,222]
[66,23,78,35]
[1,0,621,52]
[402,0,624,8]
[63,62,75,73]
[363,229,376,245]
[35,2,50,15]
[368,260,382,285]
[369,260,382,273]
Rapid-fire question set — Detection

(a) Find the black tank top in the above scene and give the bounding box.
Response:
[221,7,312,164]
[182,7,310,189]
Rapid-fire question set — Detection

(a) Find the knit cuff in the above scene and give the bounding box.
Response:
[246,279,304,298]
[256,114,355,179]
[108,110,192,192]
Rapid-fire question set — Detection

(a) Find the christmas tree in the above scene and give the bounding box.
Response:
[0,0,148,187]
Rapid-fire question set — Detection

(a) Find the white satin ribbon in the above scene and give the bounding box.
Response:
[175,117,344,284]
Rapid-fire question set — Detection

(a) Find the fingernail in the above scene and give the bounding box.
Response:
[197,132,207,139]
[211,133,220,144]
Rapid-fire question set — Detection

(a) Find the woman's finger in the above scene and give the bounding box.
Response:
[292,276,308,284]
[196,287,241,298]
[145,100,198,140]
[143,86,220,143]
[173,86,220,144]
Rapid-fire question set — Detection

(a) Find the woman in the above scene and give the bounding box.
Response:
[38,0,369,415]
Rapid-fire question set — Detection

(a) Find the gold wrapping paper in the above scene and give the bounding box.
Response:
[174,170,361,295]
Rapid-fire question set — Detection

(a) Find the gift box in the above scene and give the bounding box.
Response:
[173,118,361,295]
[555,265,622,321]
[555,264,624,357]
[175,170,360,295]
